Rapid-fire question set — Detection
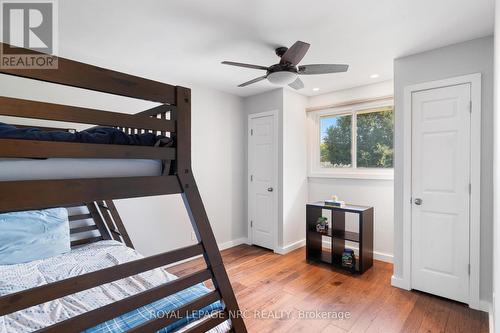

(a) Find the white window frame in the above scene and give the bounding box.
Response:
[308,99,394,180]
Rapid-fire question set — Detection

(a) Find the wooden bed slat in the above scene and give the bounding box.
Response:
[87,202,112,241]
[0,96,175,132]
[0,176,181,213]
[0,244,204,316]
[183,312,228,333]
[137,104,175,117]
[97,201,125,243]
[98,201,121,242]
[38,269,213,333]
[110,228,121,235]
[125,290,221,333]
[0,43,176,104]
[0,139,176,160]
[105,200,134,248]
[70,236,103,247]
[69,225,98,234]
[68,213,92,221]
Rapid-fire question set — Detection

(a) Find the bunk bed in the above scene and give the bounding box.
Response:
[0,42,247,333]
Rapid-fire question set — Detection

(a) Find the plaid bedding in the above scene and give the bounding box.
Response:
[83,283,222,333]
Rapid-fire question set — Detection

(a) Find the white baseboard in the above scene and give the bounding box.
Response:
[275,239,306,255]
[219,237,248,250]
[489,301,494,333]
[491,293,495,333]
[391,275,411,290]
[489,312,494,333]
[468,299,491,313]
[478,300,492,313]
[322,239,393,263]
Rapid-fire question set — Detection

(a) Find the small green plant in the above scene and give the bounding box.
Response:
[316,217,328,232]
[317,216,328,225]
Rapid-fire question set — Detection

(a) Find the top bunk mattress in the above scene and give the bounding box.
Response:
[0,158,162,181]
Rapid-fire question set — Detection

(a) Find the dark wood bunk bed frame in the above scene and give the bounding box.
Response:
[0,43,247,333]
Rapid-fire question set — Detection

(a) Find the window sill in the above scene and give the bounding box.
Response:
[308,170,394,180]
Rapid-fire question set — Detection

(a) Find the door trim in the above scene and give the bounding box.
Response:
[247,110,279,252]
[400,73,482,309]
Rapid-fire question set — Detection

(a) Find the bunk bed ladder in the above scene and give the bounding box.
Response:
[176,87,247,332]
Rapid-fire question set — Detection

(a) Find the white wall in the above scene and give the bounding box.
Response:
[282,90,308,251]
[307,81,395,262]
[393,36,494,302]
[308,80,394,107]
[243,88,308,253]
[493,0,500,330]
[0,75,247,257]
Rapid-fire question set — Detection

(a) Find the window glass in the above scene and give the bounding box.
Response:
[320,114,352,168]
[356,107,394,168]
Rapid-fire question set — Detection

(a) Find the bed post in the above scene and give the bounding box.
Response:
[175,86,247,332]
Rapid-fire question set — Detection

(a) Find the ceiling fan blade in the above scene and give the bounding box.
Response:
[288,77,304,90]
[238,76,267,87]
[298,64,349,75]
[280,41,310,66]
[222,61,269,71]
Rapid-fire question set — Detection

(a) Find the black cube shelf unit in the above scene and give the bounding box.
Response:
[306,202,374,274]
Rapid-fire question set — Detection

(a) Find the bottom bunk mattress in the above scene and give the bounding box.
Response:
[0,158,162,181]
[0,241,231,333]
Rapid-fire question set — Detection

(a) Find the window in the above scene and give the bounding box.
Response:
[320,114,352,168]
[310,102,394,179]
[356,107,394,168]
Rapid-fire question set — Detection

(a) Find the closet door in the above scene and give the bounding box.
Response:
[411,83,471,303]
[248,111,277,250]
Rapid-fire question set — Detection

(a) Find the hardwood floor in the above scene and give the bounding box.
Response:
[169,245,489,333]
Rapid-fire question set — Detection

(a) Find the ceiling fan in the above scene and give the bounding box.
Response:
[221,41,348,90]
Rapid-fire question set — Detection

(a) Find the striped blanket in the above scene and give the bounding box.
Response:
[83,282,222,333]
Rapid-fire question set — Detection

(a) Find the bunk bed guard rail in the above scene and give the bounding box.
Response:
[0,43,247,333]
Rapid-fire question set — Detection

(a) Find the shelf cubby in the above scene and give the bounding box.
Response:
[306,202,373,274]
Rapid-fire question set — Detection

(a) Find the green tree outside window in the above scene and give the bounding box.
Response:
[320,114,352,168]
[320,107,393,169]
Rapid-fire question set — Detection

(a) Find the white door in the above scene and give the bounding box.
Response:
[411,84,471,303]
[248,112,277,250]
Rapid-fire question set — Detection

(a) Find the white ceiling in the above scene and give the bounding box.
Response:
[58,0,494,97]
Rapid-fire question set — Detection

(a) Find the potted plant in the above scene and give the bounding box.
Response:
[316,216,328,233]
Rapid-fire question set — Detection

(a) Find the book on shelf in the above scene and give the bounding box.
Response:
[324,199,346,208]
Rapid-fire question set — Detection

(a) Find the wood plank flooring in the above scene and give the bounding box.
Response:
[169,245,489,333]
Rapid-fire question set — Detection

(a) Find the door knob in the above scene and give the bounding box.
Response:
[414,198,423,205]
[267,187,274,192]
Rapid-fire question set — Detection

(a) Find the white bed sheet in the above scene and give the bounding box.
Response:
[0,241,230,333]
[0,158,162,181]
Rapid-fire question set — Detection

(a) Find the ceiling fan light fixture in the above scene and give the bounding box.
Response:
[267,71,297,86]
[222,41,349,89]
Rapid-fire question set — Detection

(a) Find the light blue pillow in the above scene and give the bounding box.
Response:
[0,208,70,265]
